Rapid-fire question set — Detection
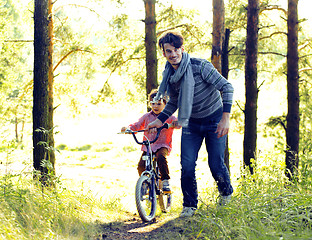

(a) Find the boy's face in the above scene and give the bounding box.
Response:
[162,43,184,70]
[150,99,165,115]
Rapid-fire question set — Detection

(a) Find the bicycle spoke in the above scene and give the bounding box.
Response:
[135,175,157,222]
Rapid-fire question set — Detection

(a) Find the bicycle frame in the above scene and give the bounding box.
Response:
[120,123,171,222]
[130,124,169,194]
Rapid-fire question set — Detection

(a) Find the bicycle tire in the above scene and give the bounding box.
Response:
[135,175,157,222]
[158,181,172,213]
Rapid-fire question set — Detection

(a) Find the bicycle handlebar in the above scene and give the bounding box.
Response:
[121,123,170,146]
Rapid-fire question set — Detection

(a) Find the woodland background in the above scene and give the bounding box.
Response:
[1,0,312,239]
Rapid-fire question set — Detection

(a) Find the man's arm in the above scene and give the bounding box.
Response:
[157,92,179,123]
[147,118,163,129]
[201,61,234,113]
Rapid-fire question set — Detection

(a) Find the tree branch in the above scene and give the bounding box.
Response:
[157,24,190,36]
[300,53,312,59]
[235,100,245,113]
[299,40,312,51]
[4,40,33,43]
[260,5,287,15]
[54,4,101,18]
[299,68,312,73]
[258,51,287,57]
[53,48,93,72]
[259,31,287,41]
[257,80,265,92]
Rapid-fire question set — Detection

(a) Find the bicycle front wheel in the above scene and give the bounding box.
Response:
[135,175,157,222]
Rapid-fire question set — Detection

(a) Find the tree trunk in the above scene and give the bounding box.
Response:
[144,0,157,110]
[47,0,55,171]
[222,29,230,80]
[222,28,231,172]
[243,0,259,175]
[286,0,299,180]
[212,0,230,172]
[211,0,224,71]
[33,0,54,184]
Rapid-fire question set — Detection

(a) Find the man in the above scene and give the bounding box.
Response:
[147,31,234,217]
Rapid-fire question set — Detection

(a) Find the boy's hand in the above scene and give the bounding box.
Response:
[120,127,131,134]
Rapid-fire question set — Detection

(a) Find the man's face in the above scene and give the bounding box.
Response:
[162,43,184,70]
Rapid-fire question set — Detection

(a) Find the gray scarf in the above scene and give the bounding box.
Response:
[155,52,195,127]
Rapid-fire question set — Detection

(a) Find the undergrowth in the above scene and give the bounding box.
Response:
[0,172,125,240]
[1,143,312,239]
[179,157,312,240]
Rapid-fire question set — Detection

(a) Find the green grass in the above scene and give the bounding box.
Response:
[1,162,312,240]
[1,127,312,239]
[0,173,128,240]
[168,162,312,240]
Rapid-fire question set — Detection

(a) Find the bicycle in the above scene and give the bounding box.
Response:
[119,123,172,222]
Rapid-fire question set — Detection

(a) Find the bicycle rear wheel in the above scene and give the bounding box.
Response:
[158,181,172,213]
[135,175,157,222]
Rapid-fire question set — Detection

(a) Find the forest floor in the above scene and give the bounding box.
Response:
[0,115,242,239]
[54,148,216,240]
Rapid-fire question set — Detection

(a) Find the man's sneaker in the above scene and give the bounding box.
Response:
[180,206,196,217]
[162,179,171,192]
[218,194,232,206]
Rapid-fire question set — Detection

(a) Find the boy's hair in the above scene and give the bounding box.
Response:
[148,89,167,104]
[158,31,184,51]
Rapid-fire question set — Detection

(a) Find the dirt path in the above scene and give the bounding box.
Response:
[95,214,188,240]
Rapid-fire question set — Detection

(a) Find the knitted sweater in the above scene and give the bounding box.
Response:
[158,57,234,123]
[129,111,178,154]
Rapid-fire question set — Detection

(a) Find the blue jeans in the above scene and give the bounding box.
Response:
[181,111,233,208]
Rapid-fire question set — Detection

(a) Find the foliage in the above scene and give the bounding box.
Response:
[0,0,312,237]
[263,52,312,168]
[0,172,123,239]
[1,111,312,239]
[94,2,213,104]
[0,0,33,145]
[300,79,312,154]
[191,190,312,239]
[52,3,99,115]
[178,162,312,240]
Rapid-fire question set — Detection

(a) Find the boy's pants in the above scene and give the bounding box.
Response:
[138,147,170,180]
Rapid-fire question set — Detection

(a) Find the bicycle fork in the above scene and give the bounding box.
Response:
[141,155,156,201]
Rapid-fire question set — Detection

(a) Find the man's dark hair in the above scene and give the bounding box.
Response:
[158,31,184,51]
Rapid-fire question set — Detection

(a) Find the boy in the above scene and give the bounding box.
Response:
[121,89,179,192]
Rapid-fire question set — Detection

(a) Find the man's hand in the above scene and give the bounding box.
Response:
[146,118,163,133]
[170,120,180,129]
[215,112,230,138]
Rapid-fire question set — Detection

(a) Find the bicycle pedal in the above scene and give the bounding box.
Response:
[162,190,172,194]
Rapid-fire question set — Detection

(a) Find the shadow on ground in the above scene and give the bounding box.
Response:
[95,214,192,240]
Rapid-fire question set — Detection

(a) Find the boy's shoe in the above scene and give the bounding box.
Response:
[141,183,148,196]
[180,207,196,217]
[218,194,232,206]
[162,179,171,193]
